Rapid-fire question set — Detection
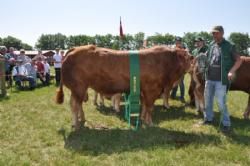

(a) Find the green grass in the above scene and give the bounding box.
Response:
[0,76,249,166]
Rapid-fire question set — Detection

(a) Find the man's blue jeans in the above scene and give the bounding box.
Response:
[204,80,231,126]
[14,76,36,89]
[171,76,185,99]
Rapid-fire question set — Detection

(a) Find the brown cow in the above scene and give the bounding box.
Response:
[56,45,192,130]
[192,56,250,118]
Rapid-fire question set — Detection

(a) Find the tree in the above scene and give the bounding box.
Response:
[2,36,22,50]
[95,34,114,48]
[1,36,33,50]
[36,33,67,50]
[147,33,175,46]
[66,35,94,48]
[134,32,145,49]
[229,32,250,55]
[21,43,33,50]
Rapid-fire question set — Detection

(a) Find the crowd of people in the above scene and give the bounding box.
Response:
[0,47,63,91]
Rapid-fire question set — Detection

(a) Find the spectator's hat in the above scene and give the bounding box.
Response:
[20,49,25,53]
[194,37,204,42]
[0,46,7,52]
[175,36,182,42]
[55,48,60,51]
[211,26,224,33]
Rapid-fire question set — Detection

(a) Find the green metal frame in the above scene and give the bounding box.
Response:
[124,51,140,130]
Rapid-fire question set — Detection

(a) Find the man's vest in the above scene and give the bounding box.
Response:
[206,39,235,86]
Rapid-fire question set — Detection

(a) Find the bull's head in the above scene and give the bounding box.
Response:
[176,49,194,73]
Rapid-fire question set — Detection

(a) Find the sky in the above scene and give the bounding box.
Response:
[0,0,249,47]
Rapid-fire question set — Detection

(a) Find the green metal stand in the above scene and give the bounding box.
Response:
[124,51,140,130]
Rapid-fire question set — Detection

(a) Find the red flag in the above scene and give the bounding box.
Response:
[119,17,124,39]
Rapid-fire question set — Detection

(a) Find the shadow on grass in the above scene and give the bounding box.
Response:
[93,104,250,146]
[59,126,221,156]
[95,104,200,125]
[0,95,10,101]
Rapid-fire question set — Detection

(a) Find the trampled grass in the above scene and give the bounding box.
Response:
[0,76,249,166]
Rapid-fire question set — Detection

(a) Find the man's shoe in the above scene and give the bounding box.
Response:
[180,97,186,103]
[170,96,176,100]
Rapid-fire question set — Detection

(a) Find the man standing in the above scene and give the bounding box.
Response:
[53,48,62,86]
[189,37,208,106]
[192,37,207,57]
[44,58,50,86]
[7,47,17,87]
[203,26,242,132]
[171,37,186,102]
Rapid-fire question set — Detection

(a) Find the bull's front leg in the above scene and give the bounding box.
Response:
[144,105,154,127]
[100,94,105,106]
[112,94,121,112]
[243,95,250,119]
[93,91,98,106]
[163,86,171,109]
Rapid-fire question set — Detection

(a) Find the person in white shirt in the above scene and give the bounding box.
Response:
[44,58,50,85]
[53,48,62,86]
[12,60,36,90]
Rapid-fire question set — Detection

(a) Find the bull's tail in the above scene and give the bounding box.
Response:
[56,81,64,104]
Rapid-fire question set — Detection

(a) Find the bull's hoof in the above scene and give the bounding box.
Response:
[141,121,154,128]
[80,120,86,127]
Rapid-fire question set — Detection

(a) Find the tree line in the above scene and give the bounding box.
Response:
[1,32,249,55]
[0,36,33,50]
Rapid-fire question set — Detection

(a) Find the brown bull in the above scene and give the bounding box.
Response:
[192,56,250,118]
[56,45,191,130]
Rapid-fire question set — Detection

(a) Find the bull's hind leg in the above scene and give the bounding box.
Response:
[163,85,172,109]
[70,89,87,130]
[78,104,86,125]
[243,95,250,119]
[70,94,80,130]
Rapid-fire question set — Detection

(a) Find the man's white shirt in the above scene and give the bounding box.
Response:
[53,53,62,68]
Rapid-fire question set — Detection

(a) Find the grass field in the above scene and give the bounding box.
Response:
[0,76,249,166]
